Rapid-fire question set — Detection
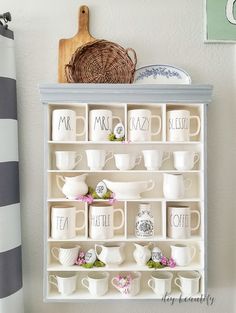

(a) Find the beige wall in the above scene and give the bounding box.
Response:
[1,0,235,312]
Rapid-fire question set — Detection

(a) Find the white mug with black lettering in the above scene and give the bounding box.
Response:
[52,109,85,141]
[51,206,85,240]
[167,110,200,142]
[89,203,125,240]
[168,206,201,239]
[89,109,121,141]
[128,109,162,141]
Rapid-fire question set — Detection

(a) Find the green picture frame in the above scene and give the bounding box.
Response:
[205,0,236,42]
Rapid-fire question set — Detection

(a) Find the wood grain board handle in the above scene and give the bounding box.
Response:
[78,5,90,36]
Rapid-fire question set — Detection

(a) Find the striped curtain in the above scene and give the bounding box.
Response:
[0,25,24,312]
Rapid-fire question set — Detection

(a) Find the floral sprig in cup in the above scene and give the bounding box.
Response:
[114,274,132,294]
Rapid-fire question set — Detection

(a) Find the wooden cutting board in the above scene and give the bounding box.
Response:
[58,5,96,83]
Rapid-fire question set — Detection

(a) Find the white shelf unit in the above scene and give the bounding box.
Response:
[40,84,212,302]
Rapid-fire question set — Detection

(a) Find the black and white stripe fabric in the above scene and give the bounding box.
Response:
[0,26,24,312]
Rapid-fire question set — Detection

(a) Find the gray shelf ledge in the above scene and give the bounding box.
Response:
[39,83,213,104]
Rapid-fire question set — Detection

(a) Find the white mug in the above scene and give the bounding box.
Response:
[167,110,200,142]
[51,206,85,240]
[82,272,109,297]
[128,109,161,141]
[55,151,83,170]
[52,109,85,141]
[89,109,121,141]
[148,272,173,296]
[173,151,200,171]
[86,150,113,170]
[49,273,77,295]
[163,173,192,199]
[170,244,196,266]
[51,245,80,266]
[111,272,141,297]
[168,206,201,239]
[142,150,170,170]
[114,153,142,170]
[89,203,125,240]
[174,271,200,296]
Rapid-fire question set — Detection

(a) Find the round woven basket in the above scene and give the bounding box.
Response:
[65,40,137,83]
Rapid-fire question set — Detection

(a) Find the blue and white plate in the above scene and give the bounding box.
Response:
[134,64,191,84]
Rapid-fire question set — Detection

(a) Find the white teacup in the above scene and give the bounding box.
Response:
[86,150,113,170]
[82,272,109,297]
[49,273,77,296]
[142,150,170,170]
[170,244,196,266]
[148,272,173,296]
[51,245,80,266]
[114,153,142,170]
[175,271,200,296]
[173,151,200,171]
[55,151,83,170]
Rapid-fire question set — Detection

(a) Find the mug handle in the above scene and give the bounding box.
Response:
[151,115,162,136]
[184,178,192,191]
[48,275,58,288]
[146,180,155,192]
[105,151,113,165]
[81,277,89,289]
[75,209,85,231]
[76,116,86,137]
[74,154,83,167]
[135,155,142,166]
[113,209,125,230]
[51,247,60,261]
[174,277,182,290]
[193,153,200,166]
[189,116,201,137]
[162,152,171,163]
[56,175,65,192]
[148,279,154,290]
[191,210,201,231]
[112,116,122,126]
[190,246,197,261]
[111,277,119,290]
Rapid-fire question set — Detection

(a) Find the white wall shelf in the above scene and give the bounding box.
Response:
[39,83,212,302]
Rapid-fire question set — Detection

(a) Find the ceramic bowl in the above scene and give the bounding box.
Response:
[134,64,191,84]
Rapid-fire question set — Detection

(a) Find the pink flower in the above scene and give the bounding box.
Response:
[79,251,85,258]
[161,256,168,266]
[168,257,176,268]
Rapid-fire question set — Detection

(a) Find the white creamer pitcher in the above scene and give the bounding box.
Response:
[56,174,88,200]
